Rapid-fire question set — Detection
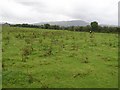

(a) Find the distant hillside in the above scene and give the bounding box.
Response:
[35,20,89,27]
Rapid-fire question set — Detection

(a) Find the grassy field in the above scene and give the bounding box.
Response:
[2,26,118,88]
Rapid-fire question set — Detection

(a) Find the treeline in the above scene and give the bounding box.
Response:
[10,23,119,33]
[11,24,40,28]
[10,24,60,30]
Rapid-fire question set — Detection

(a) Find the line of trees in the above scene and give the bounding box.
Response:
[9,22,119,33]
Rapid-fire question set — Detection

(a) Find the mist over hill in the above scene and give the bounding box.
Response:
[35,20,89,27]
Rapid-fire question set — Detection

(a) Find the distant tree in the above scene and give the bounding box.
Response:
[85,25,91,32]
[44,24,50,29]
[117,27,120,33]
[51,25,60,30]
[90,21,98,32]
[40,25,44,29]
[68,26,74,31]
[98,26,102,32]
[74,26,79,31]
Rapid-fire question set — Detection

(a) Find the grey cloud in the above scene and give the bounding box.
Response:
[17,0,46,7]
[0,0,119,25]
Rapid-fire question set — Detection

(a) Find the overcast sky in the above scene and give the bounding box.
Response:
[0,0,119,25]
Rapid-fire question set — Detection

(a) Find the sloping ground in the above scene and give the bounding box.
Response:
[2,26,118,88]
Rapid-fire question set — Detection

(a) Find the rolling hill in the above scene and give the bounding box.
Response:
[35,20,89,27]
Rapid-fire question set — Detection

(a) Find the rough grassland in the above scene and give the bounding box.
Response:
[2,26,118,88]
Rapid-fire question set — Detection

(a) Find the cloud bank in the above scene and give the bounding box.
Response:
[0,0,119,25]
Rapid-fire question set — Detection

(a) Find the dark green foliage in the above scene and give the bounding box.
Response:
[10,22,118,33]
[44,24,50,29]
[11,23,40,28]
[91,21,98,31]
